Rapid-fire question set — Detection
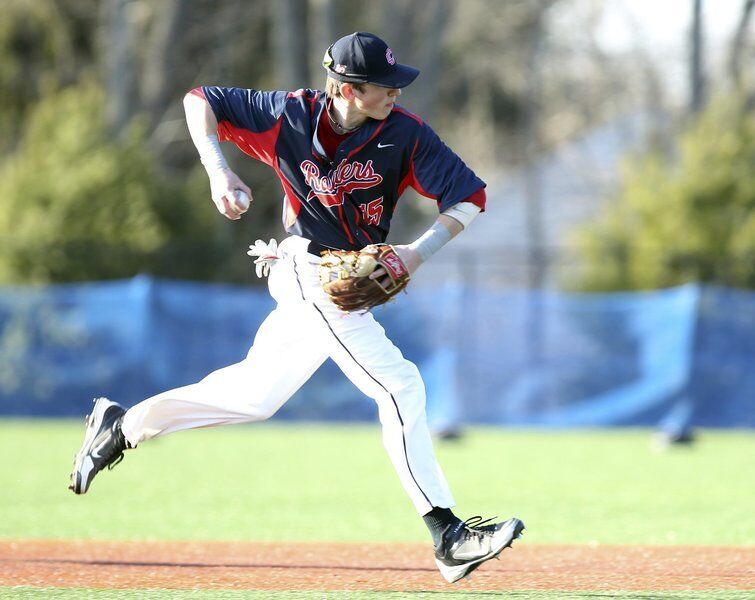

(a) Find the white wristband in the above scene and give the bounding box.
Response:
[197,133,229,174]
[442,202,481,229]
[407,222,453,263]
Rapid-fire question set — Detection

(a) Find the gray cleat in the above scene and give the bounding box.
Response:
[69,397,127,494]
[434,516,525,583]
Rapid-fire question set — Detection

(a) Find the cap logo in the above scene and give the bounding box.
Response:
[335,64,347,74]
[385,48,395,65]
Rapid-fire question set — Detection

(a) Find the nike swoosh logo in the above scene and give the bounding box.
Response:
[377,142,395,149]
[91,437,109,459]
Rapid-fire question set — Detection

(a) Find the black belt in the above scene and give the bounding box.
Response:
[307,241,338,256]
[307,240,367,255]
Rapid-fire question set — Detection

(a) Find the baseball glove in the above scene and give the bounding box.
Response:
[318,244,410,311]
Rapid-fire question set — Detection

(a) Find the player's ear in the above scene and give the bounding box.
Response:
[340,83,357,101]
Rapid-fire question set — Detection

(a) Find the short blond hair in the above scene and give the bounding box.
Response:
[325,76,365,99]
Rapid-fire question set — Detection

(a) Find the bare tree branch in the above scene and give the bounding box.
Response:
[272,0,310,90]
[728,0,754,89]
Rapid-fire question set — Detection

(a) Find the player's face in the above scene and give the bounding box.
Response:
[352,83,401,120]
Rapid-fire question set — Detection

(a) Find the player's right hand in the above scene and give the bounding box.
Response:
[208,168,253,220]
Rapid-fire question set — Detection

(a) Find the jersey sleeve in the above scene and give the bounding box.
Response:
[408,123,486,212]
[462,187,487,211]
[201,86,289,165]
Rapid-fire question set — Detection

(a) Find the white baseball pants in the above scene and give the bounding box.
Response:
[120,235,454,514]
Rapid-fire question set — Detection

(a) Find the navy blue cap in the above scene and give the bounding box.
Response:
[323,32,420,89]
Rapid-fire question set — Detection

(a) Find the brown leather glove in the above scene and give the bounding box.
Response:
[318,244,411,312]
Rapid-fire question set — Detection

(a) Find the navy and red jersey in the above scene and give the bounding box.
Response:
[199,86,486,251]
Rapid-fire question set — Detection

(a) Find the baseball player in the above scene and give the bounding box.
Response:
[69,32,523,583]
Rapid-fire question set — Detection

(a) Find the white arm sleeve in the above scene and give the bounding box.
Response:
[407,222,452,263]
[195,134,229,174]
[441,202,481,229]
[406,202,481,263]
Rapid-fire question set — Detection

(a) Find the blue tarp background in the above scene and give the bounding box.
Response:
[0,276,752,428]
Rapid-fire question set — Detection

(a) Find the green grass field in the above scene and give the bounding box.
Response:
[1,421,753,598]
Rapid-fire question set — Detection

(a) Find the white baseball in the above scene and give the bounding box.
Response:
[233,190,251,212]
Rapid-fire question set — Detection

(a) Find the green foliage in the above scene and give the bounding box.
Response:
[572,97,755,291]
[0,0,98,148]
[0,80,220,283]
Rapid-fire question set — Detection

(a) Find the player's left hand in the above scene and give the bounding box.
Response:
[319,244,411,312]
[369,244,422,284]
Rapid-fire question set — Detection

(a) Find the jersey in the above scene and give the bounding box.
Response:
[200,86,486,251]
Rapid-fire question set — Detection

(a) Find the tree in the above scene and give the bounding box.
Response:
[0,80,221,283]
[272,0,310,90]
[0,0,98,150]
[729,0,755,91]
[689,0,706,114]
[571,96,755,291]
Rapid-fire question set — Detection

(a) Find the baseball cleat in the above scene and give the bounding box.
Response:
[434,516,525,583]
[69,397,128,495]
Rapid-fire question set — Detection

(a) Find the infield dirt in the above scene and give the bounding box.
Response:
[1,540,753,592]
